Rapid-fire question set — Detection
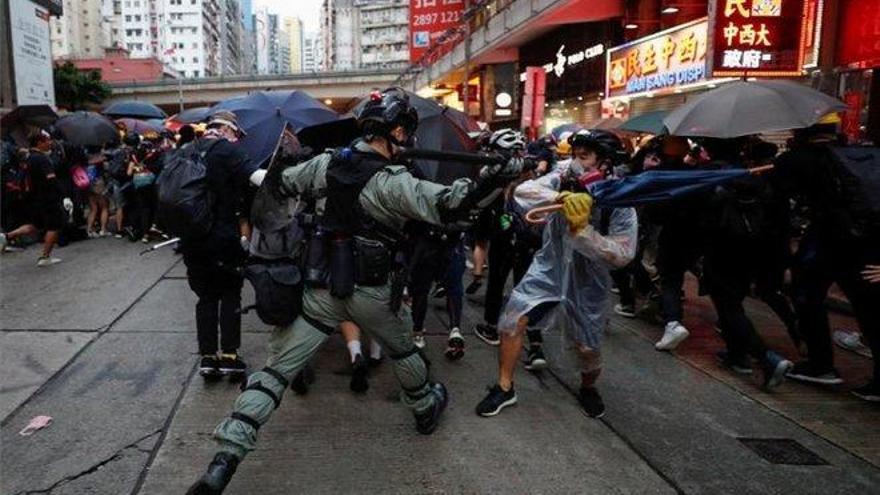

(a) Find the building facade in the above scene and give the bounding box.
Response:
[284,16,303,73]
[50,0,104,59]
[322,0,409,71]
[303,31,323,72]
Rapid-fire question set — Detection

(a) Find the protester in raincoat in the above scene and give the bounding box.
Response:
[475,129,638,419]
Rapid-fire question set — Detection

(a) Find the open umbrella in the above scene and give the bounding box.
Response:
[1,105,58,129]
[56,111,119,147]
[550,123,583,141]
[351,90,480,184]
[212,90,341,166]
[664,80,848,138]
[619,110,668,135]
[104,100,167,120]
[115,118,164,136]
[165,106,213,132]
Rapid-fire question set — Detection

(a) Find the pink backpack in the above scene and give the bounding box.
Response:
[71,165,91,191]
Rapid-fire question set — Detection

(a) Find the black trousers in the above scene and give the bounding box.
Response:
[483,229,539,326]
[409,236,465,331]
[185,255,244,355]
[657,226,703,323]
[705,241,768,362]
[130,185,156,238]
[793,234,880,382]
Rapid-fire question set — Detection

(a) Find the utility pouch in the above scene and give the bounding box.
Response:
[303,228,329,288]
[329,236,355,298]
[353,236,391,287]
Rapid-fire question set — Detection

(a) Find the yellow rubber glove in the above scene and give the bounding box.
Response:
[555,191,574,203]
[561,192,593,233]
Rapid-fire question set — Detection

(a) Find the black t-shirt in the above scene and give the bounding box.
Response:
[27,151,61,204]
[182,138,257,258]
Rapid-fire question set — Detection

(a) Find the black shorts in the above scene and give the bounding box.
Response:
[470,208,496,243]
[31,201,65,231]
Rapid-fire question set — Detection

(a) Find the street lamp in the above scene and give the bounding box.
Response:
[661,7,680,14]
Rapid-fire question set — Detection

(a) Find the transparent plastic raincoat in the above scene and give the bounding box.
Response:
[498,161,638,349]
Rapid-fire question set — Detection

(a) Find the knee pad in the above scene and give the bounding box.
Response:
[238,367,289,409]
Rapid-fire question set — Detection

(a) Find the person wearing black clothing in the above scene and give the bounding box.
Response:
[775,124,880,401]
[180,112,259,378]
[700,138,793,390]
[0,130,66,266]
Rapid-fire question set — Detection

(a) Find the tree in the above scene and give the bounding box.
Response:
[53,62,111,111]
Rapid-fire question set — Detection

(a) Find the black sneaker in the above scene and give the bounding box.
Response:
[474,323,500,346]
[414,382,449,435]
[199,355,221,378]
[186,452,239,495]
[475,384,517,417]
[613,303,636,318]
[786,361,843,385]
[524,346,547,371]
[367,356,384,368]
[761,350,793,390]
[432,285,447,299]
[715,350,752,375]
[350,354,369,393]
[465,278,483,295]
[444,328,465,360]
[290,365,315,395]
[217,354,247,375]
[578,386,605,418]
[851,382,880,402]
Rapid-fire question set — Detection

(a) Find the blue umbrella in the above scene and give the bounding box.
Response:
[588,168,756,207]
[550,123,583,141]
[212,90,340,166]
[104,100,167,120]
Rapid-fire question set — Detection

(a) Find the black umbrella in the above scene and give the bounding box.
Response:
[104,100,167,120]
[56,111,119,147]
[212,90,342,166]
[352,90,479,184]
[1,105,58,129]
[170,106,212,125]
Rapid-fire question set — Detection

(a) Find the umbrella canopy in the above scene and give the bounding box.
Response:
[1,105,58,130]
[619,111,668,135]
[663,80,848,138]
[590,169,754,207]
[212,90,341,166]
[352,90,479,184]
[115,118,164,137]
[165,106,213,132]
[104,100,167,120]
[56,111,119,147]
[550,123,583,141]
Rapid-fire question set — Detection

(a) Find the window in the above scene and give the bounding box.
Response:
[125,1,130,6]
[125,15,131,21]
[193,56,198,63]
[135,15,141,22]
[126,29,133,36]
[191,0,196,4]
[85,34,90,39]
[134,1,140,6]
[192,43,197,49]
[191,27,197,34]
[194,70,199,77]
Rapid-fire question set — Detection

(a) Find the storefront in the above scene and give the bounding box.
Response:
[517,21,622,132]
[834,0,880,144]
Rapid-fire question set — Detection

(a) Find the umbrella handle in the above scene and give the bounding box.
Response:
[525,204,563,224]
[748,164,774,175]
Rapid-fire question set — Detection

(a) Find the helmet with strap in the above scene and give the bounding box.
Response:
[357,87,419,145]
[488,129,526,152]
[568,129,628,165]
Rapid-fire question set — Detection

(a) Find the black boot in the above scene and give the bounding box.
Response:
[186,452,239,495]
[413,382,449,435]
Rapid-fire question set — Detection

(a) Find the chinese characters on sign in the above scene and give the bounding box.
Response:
[711,0,808,76]
[409,0,464,63]
[606,19,709,99]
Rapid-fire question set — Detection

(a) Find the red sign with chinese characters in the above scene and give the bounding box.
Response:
[409,0,465,63]
[836,0,880,69]
[711,0,808,77]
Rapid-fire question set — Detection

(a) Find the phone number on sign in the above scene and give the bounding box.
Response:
[412,11,461,27]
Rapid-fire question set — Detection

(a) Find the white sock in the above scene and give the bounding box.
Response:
[347,341,362,363]
[369,340,382,360]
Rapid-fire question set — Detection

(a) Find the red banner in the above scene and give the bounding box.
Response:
[409,0,465,63]
[711,0,808,77]
[837,0,880,69]
[842,91,863,143]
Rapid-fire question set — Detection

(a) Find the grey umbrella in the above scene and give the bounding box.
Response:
[663,80,847,138]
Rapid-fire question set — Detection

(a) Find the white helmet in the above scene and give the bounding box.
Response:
[489,129,526,151]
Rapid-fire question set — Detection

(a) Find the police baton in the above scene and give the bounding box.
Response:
[397,148,507,165]
[139,237,180,255]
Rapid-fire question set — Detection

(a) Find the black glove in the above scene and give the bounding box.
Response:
[262,146,313,200]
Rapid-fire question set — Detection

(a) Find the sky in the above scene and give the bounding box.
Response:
[254,0,324,32]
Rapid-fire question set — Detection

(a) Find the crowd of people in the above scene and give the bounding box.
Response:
[0,89,876,495]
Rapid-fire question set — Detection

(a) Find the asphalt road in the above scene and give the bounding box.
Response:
[1,238,878,495]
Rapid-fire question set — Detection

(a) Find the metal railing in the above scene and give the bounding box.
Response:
[109,68,401,88]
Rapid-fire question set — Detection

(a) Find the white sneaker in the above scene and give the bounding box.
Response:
[36,256,62,267]
[655,321,689,351]
[99,230,109,237]
[413,332,426,349]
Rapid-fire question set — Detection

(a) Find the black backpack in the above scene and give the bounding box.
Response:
[829,146,880,238]
[156,141,217,239]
